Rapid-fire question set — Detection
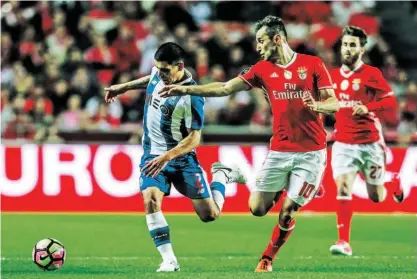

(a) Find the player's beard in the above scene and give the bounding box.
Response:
[341,52,360,68]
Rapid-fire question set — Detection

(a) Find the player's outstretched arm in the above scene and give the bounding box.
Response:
[104,75,151,103]
[303,88,340,114]
[159,77,250,98]
[142,130,201,177]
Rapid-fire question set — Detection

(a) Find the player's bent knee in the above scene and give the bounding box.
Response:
[279,211,294,227]
[142,190,163,213]
[369,193,384,203]
[197,210,218,223]
[249,205,267,217]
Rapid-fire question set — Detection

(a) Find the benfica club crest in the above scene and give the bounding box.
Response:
[297,66,307,80]
[352,78,361,91]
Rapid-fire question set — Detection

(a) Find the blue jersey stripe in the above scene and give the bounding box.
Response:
[142,103,151,149]
[190,96,205,130]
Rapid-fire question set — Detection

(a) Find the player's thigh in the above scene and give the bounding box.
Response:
[170,154,211,200]
[332,142,362,181]
[362,143,386,186]
[139,153,172,196]
[334,172,357,196]
[253,151,292,193]
[191,198,219,222]
[249,151,292,214]
[288,149,326,206]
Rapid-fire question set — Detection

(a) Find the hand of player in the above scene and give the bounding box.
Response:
[158,85,187,98]
[104,84,127,103]
[141,154,171,178]
[352,104,369,116]
[302,93,318,111]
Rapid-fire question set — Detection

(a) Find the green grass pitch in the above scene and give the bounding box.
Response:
[1,213,416,279]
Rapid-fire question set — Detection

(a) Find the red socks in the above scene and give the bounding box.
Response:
[262,219,296,260]
[337,198,353,243]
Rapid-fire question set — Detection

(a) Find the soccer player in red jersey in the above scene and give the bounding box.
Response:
[159,15,340,272]
[329,26,404,256]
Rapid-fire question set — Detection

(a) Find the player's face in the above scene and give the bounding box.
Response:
[154,60,181,84]
[341,35,364,66]
[256,27,279,62]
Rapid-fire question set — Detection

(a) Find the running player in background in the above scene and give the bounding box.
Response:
[158,16,339,272]
[329,26,404,256]
[105,42,246,272]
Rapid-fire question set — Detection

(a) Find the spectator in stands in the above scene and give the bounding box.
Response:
[1,33,19,68]
[3,96,35,140]
[397,110,417,147]
[46,25,74,65]
[70,65,99,107]
[1,88,14,134]
[49,79,71,116]
[91,102,120,130]
[113,24,141,72]
[391,71,409,97]
[85,33,119,84]
[86,85,122,121]
[56,94,87,132]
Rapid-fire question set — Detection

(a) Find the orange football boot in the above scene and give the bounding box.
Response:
[254,257,273,272]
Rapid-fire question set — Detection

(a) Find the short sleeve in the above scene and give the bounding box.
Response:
[314,58,333,90]
[368,68,394,99]
[238,64,261,88]
[185,96,205,130]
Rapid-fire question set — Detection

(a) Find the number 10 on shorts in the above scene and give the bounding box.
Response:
[298,182,316,199]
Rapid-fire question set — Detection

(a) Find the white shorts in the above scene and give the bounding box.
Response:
[253,149,327,206]
[331,141,386,185]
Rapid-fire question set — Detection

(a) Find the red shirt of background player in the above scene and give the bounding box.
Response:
[331,62,396,144]
[239,53,333,152]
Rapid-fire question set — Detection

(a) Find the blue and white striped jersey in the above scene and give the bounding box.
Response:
[142,67,205,155]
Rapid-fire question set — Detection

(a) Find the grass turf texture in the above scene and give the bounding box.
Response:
[1,214,416,279]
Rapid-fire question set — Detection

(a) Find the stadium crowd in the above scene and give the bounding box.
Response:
[1,1,416,144]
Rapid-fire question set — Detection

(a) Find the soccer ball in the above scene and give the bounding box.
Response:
[32,238,66,271]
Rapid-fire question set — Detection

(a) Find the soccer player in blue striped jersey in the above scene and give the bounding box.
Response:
[104,42,246,272]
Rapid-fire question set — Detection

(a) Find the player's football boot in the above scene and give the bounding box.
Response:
[211,162,247,184]
[388,173,404,203]
[330,240,353,256]
[156,260,180,272]
[254,256,273,272]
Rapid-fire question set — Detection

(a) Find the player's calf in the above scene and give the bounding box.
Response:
[142,188,179,270]
[256,197,298,271]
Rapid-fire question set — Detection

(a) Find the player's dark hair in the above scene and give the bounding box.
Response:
[254,15,288,39]
[154,42,186,64]
[342,25,368,47]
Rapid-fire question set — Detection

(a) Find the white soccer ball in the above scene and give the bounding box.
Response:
[32,238,66,271]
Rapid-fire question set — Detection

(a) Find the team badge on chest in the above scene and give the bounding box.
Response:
[297,66,307,80]
[352,79,361,91]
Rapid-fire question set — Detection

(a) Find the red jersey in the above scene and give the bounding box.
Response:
[331,62,395,144]
[239,53,333,152]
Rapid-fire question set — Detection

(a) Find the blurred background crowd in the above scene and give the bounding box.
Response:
[1,1,417,145]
